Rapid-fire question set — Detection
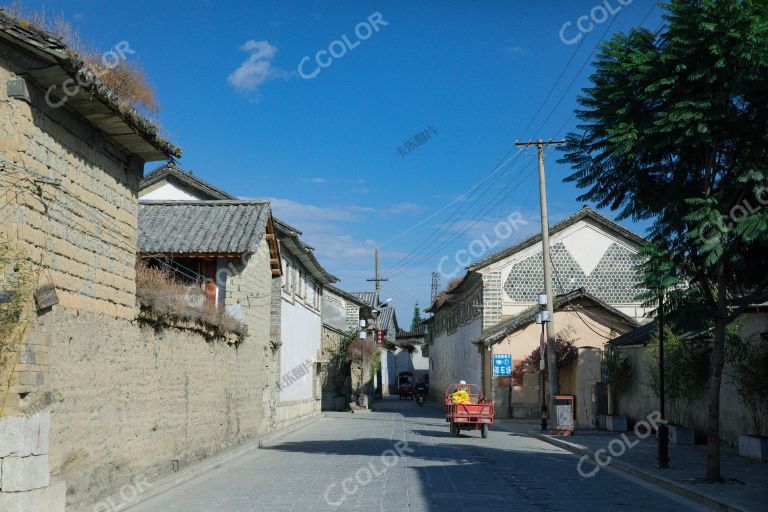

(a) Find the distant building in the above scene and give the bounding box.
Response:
[273,219,337,424]
[426,206,647,422]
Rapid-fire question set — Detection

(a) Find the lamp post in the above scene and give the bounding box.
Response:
[536,293,550,431]
[358,318,368,407]
[656,291,670,468]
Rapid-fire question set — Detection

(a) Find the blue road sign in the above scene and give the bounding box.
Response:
[493,354,512,377]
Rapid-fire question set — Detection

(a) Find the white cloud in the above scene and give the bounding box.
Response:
[228,40,287,93]
[265,198,415,272]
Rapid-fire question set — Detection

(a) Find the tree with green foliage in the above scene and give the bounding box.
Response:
[410,301,422,332]
[559,0,768,481]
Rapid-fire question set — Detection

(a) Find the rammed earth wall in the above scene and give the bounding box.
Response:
[0,50,281,510]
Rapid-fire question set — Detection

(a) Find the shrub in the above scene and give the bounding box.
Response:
[727,332,768,437]
[523,336,578,369]
[605,346,632,416]
[4,2,159,117]
[643,326,710,426]
[135,260,247,339]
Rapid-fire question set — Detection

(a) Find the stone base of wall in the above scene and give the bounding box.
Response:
[276,398,321,429]
[0,413,65,512]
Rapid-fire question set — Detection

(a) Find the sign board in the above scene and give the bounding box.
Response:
[34,284,59,311]
[492,354,512,377]
[554,395,575,434]
[376,330,385,347]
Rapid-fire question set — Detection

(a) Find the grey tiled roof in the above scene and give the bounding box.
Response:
[608,322,656,347]
[141,163,235,200]
[397,324,427,339]
[349,292,378,308]
[378,307,397,332]
[0,10,180,159]
[475,288,638,346]
[324,284,369,308]
[138,201,270,254]
[274,218,337,284]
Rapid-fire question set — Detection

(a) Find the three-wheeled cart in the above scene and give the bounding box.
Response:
[444,383,494,438]
[398,371,414,400]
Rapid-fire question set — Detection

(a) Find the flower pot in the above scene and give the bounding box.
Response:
[668,425,695,445]
[739,435,768,462]
[605,415,627,432]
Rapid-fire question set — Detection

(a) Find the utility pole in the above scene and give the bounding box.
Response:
[431,272,440,306]
[657,291,670,468]
[516,138,564,428]
[363,249,388,406]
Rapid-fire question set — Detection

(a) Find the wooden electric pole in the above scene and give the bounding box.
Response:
[363,249,388,406]
[516,138,564,427]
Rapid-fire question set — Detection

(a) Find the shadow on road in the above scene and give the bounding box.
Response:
[263,420,691,511]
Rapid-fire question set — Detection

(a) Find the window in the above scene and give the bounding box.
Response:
[296,270,304,298]
[281,258,288,289]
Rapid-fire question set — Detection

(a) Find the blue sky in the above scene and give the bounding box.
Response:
[18,0,663,322]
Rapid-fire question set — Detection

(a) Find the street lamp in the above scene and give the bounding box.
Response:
[657,291,670,468]
[536,294,550,431]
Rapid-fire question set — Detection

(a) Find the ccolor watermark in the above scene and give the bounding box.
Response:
[298,12,387,80]
[576,410,665,478]
[324,440,414,507]
[92,474,152,511]
[437,211,528,278]
[45,41,135,108]
[559,0,634,45]
[695,186,768,247]
[397,126,437,157]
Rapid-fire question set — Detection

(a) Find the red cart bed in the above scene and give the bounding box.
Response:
[444,383,494,438]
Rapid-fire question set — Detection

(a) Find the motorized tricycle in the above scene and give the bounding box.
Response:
[398,371,414,400]
[444,383,494,438]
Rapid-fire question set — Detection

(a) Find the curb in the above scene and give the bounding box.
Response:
[527,431,743,512]
[81,413,322,512]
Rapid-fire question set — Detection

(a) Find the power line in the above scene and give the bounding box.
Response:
[377,15,605,262]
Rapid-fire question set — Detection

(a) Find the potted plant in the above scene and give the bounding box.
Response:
[604,346,632,432]
[728,333,768,461]
[644,326,709,444]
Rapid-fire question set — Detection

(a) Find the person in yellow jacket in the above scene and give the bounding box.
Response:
[452,380,470,404]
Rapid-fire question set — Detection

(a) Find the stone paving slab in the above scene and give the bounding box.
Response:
[529,429,767,512]
[125,400,707,511]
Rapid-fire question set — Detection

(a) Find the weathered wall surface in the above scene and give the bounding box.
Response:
[0,413,65,512]
[428,317,482,403]
[0,54,142,321]
[40,305,278,510]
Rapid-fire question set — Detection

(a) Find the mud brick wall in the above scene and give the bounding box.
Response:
[37,239,280,509]
[0,55,142,321]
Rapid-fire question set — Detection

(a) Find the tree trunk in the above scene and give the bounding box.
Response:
[706,262,727,482]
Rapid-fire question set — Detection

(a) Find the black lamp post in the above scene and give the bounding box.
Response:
[657,291,670,468]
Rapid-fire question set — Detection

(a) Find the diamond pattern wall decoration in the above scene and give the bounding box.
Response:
[503,242,641,304]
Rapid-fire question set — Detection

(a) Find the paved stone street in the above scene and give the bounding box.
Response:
[128,399,707,512]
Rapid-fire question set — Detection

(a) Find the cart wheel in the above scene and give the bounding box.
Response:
[481,424,488,439]
[450,421,458,437]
